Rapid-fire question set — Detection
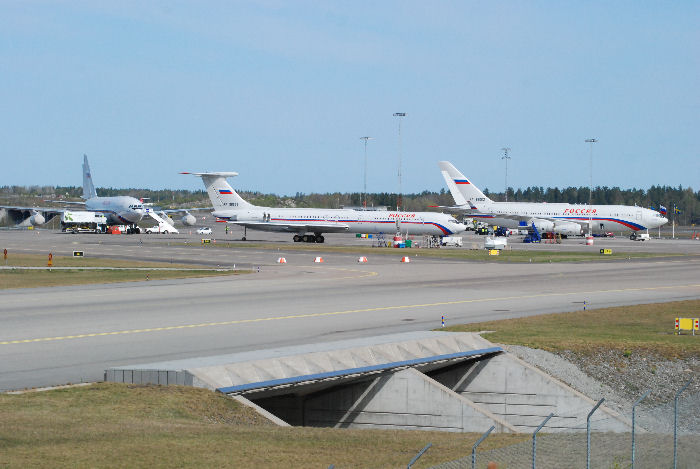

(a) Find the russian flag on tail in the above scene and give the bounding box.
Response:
[659,205,667,216]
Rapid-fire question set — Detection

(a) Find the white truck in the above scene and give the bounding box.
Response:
[61,211,107,233]
[629,232,650,241]
[441,236,463,247]
[145,223,179,234]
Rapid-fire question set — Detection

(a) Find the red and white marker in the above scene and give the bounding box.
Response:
[400,256,411,263]
[314,257,324,263]
[277,257,287,264]
[357,256,368,263]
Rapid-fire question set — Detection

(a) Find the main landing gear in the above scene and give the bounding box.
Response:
[293,233,325,243]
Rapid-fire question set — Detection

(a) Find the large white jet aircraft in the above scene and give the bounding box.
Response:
[438,161,668,235]
[182,171,467,242]
[1,155,146,230]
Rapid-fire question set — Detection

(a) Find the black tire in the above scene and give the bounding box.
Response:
[242,236,247,241]
[315,235,324,243]
[293,235,301,242]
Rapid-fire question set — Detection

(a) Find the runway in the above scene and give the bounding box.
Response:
[1,228,699,391]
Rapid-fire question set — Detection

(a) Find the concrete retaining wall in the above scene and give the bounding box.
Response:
[429,353,632,433]
[255,368,516,433]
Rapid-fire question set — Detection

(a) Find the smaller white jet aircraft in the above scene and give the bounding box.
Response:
[438,161,668,235]
[181,171,467,242]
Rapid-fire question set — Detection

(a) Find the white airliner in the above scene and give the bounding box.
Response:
[438,161,668,235]
[1,155,146,230]
[181,171,467,242]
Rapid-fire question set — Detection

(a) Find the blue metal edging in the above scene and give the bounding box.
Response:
[217,346,503,394]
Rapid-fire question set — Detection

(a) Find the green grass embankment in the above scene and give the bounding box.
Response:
[0,383,526,468]
[443,299,700,359]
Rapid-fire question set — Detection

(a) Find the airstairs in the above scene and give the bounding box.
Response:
[145,209,179,234]
[523,222,541,243]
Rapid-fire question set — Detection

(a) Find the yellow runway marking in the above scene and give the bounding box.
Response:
[2,283,698,346]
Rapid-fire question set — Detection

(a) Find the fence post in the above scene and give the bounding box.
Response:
[631,389,651,469]
[674,379,692,469]
[587,398,605,469]
[532,413,553,469]
[472,426,495,469]
[407,443,432,469]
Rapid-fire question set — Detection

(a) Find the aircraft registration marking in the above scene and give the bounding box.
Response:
[1,283,698,346]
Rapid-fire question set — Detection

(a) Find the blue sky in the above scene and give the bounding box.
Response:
[1,1,698,196]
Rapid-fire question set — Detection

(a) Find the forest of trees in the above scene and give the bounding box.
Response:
[2,183,698,224]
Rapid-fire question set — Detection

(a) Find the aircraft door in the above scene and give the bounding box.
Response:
[636,211,642,221]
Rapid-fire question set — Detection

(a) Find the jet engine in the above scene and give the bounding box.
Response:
[531,219,583,236]
[29,212,45,226]
[181,212,196,226]
[553,221,583,236]
[532,219,555,232]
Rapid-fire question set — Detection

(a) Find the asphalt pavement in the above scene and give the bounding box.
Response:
[1,226,699,391]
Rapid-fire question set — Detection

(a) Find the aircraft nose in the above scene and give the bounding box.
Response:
[661,217,668,225]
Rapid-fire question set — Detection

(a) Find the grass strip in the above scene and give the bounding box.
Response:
[0,253,211,269]
[443,299,700,359]
[0,269,242,289]
[0,254,248,289]
[0,383,527,468]
[181,241,683,263]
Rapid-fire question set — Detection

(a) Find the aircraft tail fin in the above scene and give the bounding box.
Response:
[82,154,97,199]
[438,161,492,209]
[180,171,253,210]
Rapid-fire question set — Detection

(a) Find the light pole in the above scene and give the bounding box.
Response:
[501,147,511,202]
[393,112,406,211]
[585,138,597,236]
[359,137,373,209]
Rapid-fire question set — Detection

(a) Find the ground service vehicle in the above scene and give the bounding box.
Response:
[441,236,463,247]
[61,211,107,233]
[145,224,178,234]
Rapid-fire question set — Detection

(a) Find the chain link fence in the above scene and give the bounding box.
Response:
[430,382,697,469]
[432,433,698,469]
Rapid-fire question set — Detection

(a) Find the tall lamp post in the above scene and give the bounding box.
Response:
[501,147,511,201]
[393,112,406,211]
[585,138,598,236]
[360,137,373,209]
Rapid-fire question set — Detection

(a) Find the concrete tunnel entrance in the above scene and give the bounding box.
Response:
[106,331,633,433]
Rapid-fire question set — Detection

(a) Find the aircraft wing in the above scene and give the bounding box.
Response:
[157,207,212,214]
[0,205,65,225]
[497,213,585,226]
[223,220,350,233]
[42,200,86,206]
[427,204,476,213]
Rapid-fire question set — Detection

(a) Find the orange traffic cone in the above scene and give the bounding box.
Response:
[357,256,368,263]
[314,257,324,263]
[400,256,410,263]
[277,257,287,263]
